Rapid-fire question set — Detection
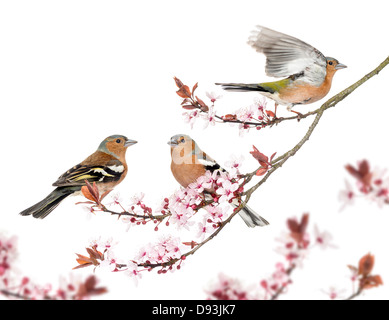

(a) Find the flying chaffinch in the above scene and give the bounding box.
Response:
[19,135,137,219]
[216,26,346,113]
[168,134,269,228]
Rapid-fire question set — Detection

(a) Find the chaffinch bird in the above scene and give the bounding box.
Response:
[19,135,137,219]
[168,134,269,228]
[216,26,346,113]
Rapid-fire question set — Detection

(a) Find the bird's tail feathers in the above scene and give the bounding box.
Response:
[230,200,269,227]
[215,82,269,93]
[19,187,74,219]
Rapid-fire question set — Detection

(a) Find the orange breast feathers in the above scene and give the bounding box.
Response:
[279,64,338,105]
[170,151,207,188]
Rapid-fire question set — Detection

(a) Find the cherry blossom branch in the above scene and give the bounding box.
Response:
[344,253,383,300]
[74,56,389,281]
[0,233,107,300]
[241,55,389,198]
[176,55,389,132]
[206,215,383,300]
[269,264,296,300]
[206,213,337,300]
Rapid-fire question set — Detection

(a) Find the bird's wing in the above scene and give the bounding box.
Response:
[196,152,225,173]
[52,159,125,187]
[247,26,327,80]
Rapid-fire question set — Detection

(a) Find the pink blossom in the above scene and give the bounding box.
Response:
[107,192,123,207]
[313,225,336,249]
[82,205,95,219]
[170,206,195,229]
[196,221,213,241]
[199,171,216,190]
[338,180,355,211]
[130,192,145,206]
[56,274,82,300]
[205,273,260,300]
[236,105,256,123]
[183,110,200,129]
[204,205,229,222]
[216,180,239,203]
[251,97,267,119]
[202,106,217,128]
[99,250,117,272]
[260,262,291,298]
[135,236,183,271]
[224,154,244,176]
[126,261,142,285]
[89,236,115,252]
[188,180,206,194]
[274,232,309,268]
[206,91,222,103]
[321,286,346,300]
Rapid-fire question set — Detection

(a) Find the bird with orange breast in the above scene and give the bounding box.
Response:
[216,26,346,114]
[19,135,137,219]
[168,134,269,227]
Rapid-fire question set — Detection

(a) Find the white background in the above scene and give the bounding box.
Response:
[1,0,389,300]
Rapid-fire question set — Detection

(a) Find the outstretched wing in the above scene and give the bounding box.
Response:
[52,159,125,187]
[248,26,327,82]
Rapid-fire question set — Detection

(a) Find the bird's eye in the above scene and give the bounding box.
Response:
[180,138,185,143]
[328,61,333,65]
[116,139,121,143]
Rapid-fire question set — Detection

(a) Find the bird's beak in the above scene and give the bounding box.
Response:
[336,63,347,70]
[167,138,178,146]
[124,139,138,147]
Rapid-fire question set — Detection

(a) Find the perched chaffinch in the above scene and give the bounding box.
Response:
[216,26,346,113]
[168,134,269,228]
[20,135,137,219]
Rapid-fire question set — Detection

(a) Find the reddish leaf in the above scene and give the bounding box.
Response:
[86,247,103,260]
[75,275,107,299]
[222,114,237,121]
[266,110,275,118]
[358,160,370,177]
[73,262,93,270]
[176,85,192,98]
[250,145,269,167]
[173,77,184,88]
[196,96,208,112]
[181,98,191,105]
[75,253,93,264]
[192,82,198,95]
[84,275,97,291]
[345,160,373,193]
[81,185,97,203]
[347,265,358,273]
[100,189,112,202]
[182,241,198,249]
[360,275,383,290]
[269,152,277,163]
[82,180,100,204]
[75,200,96,205]
[287,213,309,244]
[256,167,268,176]
[73,253,95,270]
[182,104,198,110]
[358,253,375,276]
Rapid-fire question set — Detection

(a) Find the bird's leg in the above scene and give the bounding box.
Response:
[290,109,303,121]
[274,103,278,118]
